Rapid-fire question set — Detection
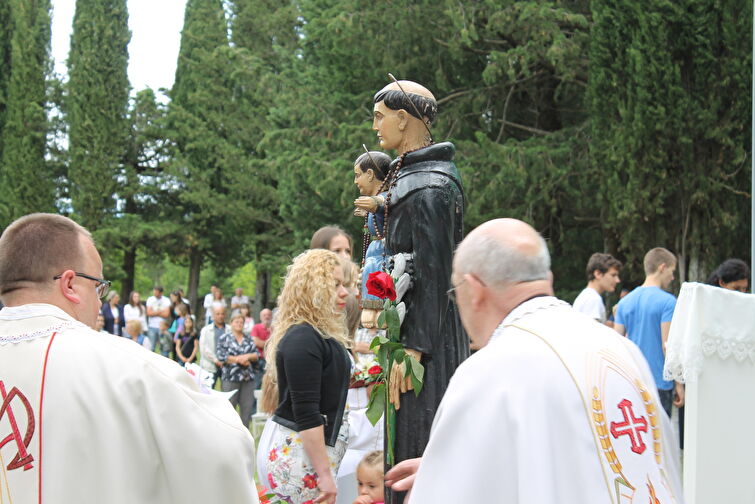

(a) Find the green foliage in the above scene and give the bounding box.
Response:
[66,0,131,230]
[0,0,55,228]
[590,0,752,282]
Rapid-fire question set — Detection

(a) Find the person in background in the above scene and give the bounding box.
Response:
[175,316,198,366]
[102,291,125,337]
[203,284,220,325]
[614,247,684,417]
[706,258,750,292]
[572,252,622,325]
[239,303,255,334]
[126,319,153,351]
[146,285,171,352]
[96,312,107,333]
[310,225,353,260]
[158,319,173,358]
[252,307,273,387]
[124,290,148,335]
[200,305,228,389]
[231,287,250,311]
[217,312,259,427]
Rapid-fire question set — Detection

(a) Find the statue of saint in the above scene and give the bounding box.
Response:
[353,150,393,329]
[371,80,469,495]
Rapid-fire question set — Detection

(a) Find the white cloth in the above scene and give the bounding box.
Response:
[572,286,606,323]
[123,303,148,334]
[664,282,755,383]
[0,303,258,504]
[409,297,683,503]
[145,295,171,329]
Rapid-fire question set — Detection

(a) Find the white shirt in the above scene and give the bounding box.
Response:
[408,297,682,503]
[0,303,258,504]
[231,295,250,307]
[123,304,148,334]
[572,286,606,322]
[145,295,171,329]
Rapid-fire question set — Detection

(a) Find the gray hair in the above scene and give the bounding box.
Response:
[456,232,550,287]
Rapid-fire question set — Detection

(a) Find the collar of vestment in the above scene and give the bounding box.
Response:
[490,295,568,343]
[0,303,84,345]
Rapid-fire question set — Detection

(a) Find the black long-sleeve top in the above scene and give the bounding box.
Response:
[272,323,350,446]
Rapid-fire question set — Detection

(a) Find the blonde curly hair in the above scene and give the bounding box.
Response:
[265,249,350,380]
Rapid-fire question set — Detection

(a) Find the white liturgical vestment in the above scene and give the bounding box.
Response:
[0,304,258,504]
[409,297,683,503]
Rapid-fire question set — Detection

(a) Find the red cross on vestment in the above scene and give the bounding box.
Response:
[609,398,648,455]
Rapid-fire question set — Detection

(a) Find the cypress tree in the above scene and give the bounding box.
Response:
[0,0,11,167]
[168,0,258,306]
[0,0,54,228]
[589,0,752,282]
[66,0,130,230]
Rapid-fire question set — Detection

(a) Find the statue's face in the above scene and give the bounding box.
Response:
[354,164,375,196]
[372,101,403,150]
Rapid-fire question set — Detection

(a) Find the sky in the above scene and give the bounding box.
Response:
[51,0,188,100]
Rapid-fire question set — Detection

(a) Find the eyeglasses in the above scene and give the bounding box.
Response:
[446,278,467,303]
[53,272,111,298]
[447,275,487,303]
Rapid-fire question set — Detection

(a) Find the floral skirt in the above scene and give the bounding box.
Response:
[265,411,349,504]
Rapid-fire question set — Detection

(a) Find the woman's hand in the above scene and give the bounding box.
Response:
[354,196,378,212]
[314,472,337,504]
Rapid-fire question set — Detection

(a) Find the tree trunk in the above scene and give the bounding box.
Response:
[121,245,136,299]
[254,269,270,317]
[188,247,202,317]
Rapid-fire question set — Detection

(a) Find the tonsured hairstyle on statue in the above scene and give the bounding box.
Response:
[455,232,550,287]
[643,247,676,275]
[585,253,623,281]
[373,89,438,125]
[264,249,350,380]
[355,151,392,181]
[0,213,92,296]
[310,225,352,251]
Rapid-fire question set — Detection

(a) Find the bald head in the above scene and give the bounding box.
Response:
[454,218,550,288]
[379,80,435,101]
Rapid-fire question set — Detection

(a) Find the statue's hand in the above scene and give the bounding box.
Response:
[354,196,378,212]
[388,348,421,410]
[395,273,412,304]
[390,253,414,278]
[354,208,368,217]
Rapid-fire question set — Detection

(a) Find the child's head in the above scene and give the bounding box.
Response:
[356,450,384,503]
[159,320,170,332]
[125,320,141,338]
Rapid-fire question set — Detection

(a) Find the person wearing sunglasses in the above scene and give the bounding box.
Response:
[0,213,258,503]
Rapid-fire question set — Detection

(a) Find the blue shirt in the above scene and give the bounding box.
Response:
[615,286,676,390]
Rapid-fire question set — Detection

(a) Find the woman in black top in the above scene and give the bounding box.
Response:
[263,249,351,504]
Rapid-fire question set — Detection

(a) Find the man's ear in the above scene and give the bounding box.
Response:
[593,269,604,280]
[397,109,408,131]
[57,270,82,304]
[466,274,486,310]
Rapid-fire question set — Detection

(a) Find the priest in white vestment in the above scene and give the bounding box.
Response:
[386,218,683,503]
[0,214,258,504]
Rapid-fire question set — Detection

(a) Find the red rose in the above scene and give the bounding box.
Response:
[366,271,397,301]
[302,473,318,489]
[368,365,382,375]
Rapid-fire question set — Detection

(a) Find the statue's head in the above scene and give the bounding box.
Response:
[372,80,437,154]
[354,150,392,196]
